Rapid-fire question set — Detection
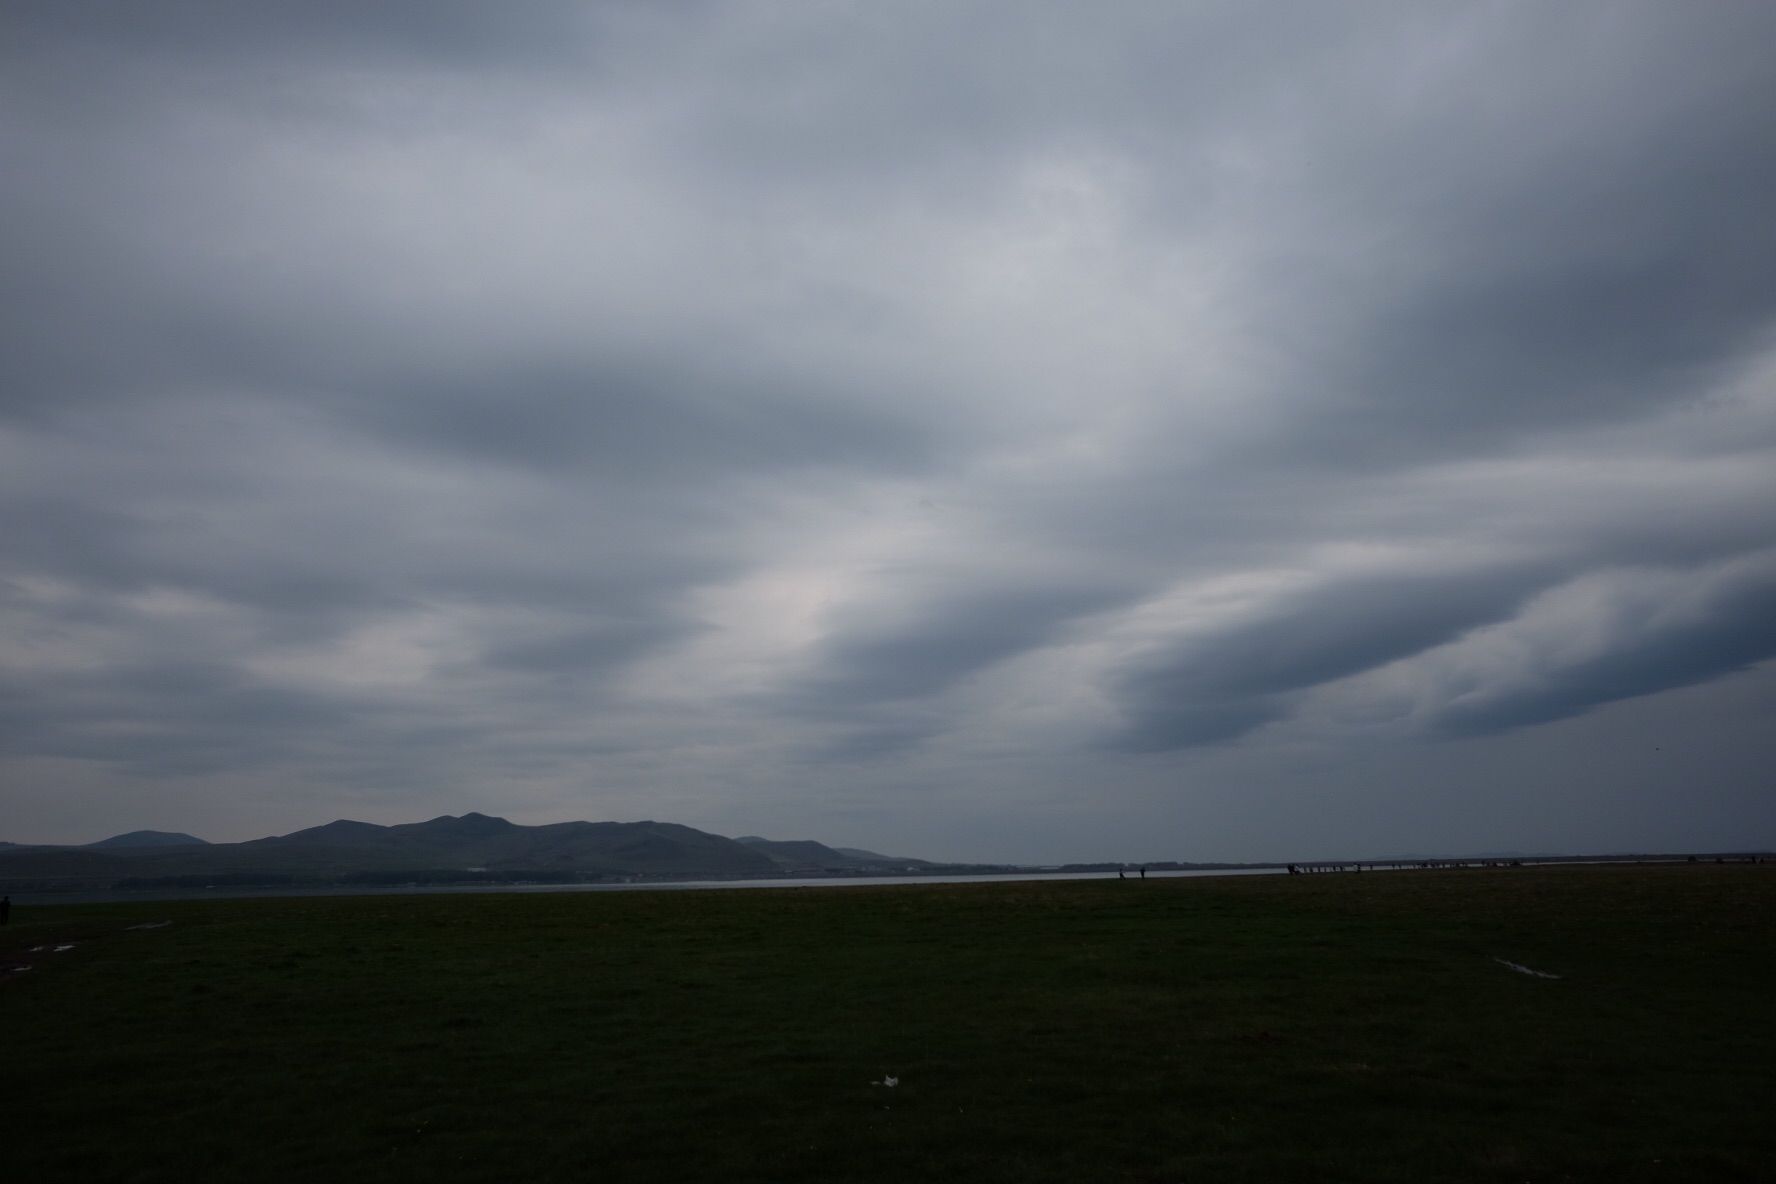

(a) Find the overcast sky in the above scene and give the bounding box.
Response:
[4,2,1774,861]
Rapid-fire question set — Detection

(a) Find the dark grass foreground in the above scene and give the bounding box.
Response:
[4,866,1772,1183]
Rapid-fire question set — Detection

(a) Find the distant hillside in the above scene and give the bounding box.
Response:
[0,812,956,891]
[88,830,209,849]
[1,813,874,889]
[232,813,785,877]
[0,831,209,852]
[736,835,933,871]
[833,845,929,865]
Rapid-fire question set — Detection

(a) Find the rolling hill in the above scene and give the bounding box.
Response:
[735,835,932,871]
[88,830,210,849]
[0,814,938,890]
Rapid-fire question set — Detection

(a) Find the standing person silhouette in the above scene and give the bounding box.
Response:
[1139,866,1146,880]
[0,895,10,924]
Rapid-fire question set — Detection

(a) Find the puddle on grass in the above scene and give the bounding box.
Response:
[53,944,77,952]
[126,921,172,930]
[1494,958,1561,979]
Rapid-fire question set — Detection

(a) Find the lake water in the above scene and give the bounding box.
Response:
[18,865,1288,906]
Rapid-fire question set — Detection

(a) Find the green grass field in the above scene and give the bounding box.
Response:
[3,865,1771,1183]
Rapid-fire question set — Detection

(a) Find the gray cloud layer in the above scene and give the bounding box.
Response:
[4,2,1774,857]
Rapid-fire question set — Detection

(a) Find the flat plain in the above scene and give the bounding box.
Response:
[3,864,1771,1183]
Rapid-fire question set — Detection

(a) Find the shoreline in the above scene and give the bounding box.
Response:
[12,852,1765,906]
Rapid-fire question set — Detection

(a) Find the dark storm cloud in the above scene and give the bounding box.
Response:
[810,715,954,765]
[795,583,1124,708]
[358,358,931,480]
[0,659,366,777]
[1179,6,1776,471]
[2,2,1773,855]
[4,0,603,66]
[1430,556,1776,737]
[1104,567,1550,751]
[477,616,698,677]
[1287,164,1776,467]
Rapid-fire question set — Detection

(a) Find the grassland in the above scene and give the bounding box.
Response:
[3,865,1771,1183]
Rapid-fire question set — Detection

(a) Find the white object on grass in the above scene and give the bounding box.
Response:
[1494,957,1560,979]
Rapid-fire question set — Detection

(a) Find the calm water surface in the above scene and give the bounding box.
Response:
[21,866,1288,906]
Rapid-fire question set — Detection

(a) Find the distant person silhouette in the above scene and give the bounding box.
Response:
[1117,869,1125,880]
[0,895,9,924]
[1139,866,1146,880]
